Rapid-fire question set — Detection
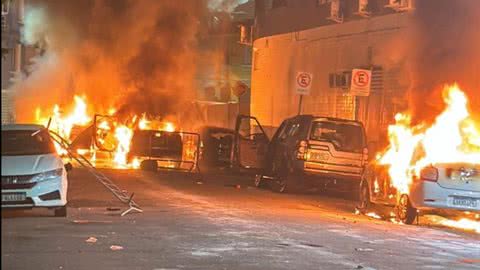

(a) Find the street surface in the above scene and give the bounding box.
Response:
[2,167,480,270]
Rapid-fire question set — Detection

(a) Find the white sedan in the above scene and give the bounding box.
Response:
[1,124,71,217]
[358,163,479,224]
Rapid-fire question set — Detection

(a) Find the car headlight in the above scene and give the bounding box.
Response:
[31,168,63,183]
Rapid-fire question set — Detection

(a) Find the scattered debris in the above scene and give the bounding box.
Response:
[106,207,121,211]
[72,220,113,224]
[85,237,98,243]
[355,265,364,269]
[355,248,374,252]
[110,245,124,251]
[196,181,203,185]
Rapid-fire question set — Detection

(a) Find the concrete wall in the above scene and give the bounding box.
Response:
[251,12,412,147]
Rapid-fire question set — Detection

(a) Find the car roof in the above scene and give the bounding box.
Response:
[1,124,46,131]
[287,115,362,124]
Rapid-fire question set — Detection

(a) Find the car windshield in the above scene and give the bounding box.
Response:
[1,129,56,156]
[310,121,365,153]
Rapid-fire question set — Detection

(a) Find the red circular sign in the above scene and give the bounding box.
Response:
[297,73,312,88]
[353,71,370,87]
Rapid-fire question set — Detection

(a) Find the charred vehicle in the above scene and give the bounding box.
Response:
[127,130,184,171]
[197,126,235,169]
[234,115,368,193]
[358,163,480,224]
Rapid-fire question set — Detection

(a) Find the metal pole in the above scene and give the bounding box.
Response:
[298,95,303,115]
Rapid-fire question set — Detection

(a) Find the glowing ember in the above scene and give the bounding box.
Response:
[379,84,480,194]
[365,212,382,219]
[113,125,133,168]
[132,157,141,169]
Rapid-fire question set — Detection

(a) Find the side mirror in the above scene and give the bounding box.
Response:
[65,163,73,172]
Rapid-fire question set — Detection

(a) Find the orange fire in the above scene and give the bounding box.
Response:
[379,84,480,194]
[113,125,133,168]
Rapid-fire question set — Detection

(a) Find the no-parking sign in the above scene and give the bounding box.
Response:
[350,69,371,96]
[295,72,313,95]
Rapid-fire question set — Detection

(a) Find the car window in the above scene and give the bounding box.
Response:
[310,121,365,153]
[278,121,293,141]
[287,123,300,137]
[1,129,56,156]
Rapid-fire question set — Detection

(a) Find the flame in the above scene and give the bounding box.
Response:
[163,122,175,132]
[379,84,480,194]
[113,125,133,168]
[138,114,150,130]
[440,218,480,234]
[365,212,382,219]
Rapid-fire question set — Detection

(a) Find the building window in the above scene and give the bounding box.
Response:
[272,0,287,9]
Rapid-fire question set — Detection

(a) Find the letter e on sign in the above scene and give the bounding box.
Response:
[350,69,372,96]
[296,72,313,95]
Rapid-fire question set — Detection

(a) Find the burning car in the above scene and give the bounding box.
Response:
[359,163,479,224]
[1,124,72,217]
[357,84,480,224]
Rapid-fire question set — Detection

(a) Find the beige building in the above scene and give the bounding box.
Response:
[250,0,417,152]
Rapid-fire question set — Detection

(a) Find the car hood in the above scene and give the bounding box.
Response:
[1,154,64,176]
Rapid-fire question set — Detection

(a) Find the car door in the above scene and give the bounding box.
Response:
[233,115,269,170]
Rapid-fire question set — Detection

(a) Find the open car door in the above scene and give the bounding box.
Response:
[232,115,269,170]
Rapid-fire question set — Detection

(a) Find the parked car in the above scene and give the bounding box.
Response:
[1,124,72,217]
[128,129,184,171]
[233,115,368,194]
[358,162,480,224]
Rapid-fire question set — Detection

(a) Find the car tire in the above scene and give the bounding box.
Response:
[254,174,266,188]
[356,180,370,214]
[141,160,157,171]
[54,206,67,217]
[396,194,417,224]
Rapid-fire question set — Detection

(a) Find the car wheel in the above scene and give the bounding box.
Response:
[254,174,266,188]
[396,194,417,224]
[356,181,370,214]
[141,160,157,171]
[54,206,67,217]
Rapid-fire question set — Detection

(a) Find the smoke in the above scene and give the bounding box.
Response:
[14,0,208,123]
[409,0,480,122]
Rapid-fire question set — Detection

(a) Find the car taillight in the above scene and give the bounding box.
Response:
[296,140,308,160]
[420,166,438,182]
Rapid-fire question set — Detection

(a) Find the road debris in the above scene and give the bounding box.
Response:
[85,237,98,243]
[354,248,374,252]
[196,181,203,185]
[110,245,124,251]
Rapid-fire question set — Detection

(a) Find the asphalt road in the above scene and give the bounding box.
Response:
[2,167,480,270]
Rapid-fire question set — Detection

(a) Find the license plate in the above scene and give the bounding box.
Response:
[450,197,479,209]
[2,193,26,202]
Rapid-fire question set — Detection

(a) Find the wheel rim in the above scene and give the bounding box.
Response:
[398,195,409,222]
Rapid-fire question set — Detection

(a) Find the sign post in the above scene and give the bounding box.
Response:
[295,72,313,115]
[350,69,372,96]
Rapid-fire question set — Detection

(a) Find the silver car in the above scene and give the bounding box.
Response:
[357,162,480,224]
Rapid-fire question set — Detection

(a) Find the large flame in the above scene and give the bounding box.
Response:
[36,95,178,169]
[379,84,480,194]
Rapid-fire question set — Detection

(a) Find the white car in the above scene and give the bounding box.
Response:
[358,163,480,224]
[1,124,71,217]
